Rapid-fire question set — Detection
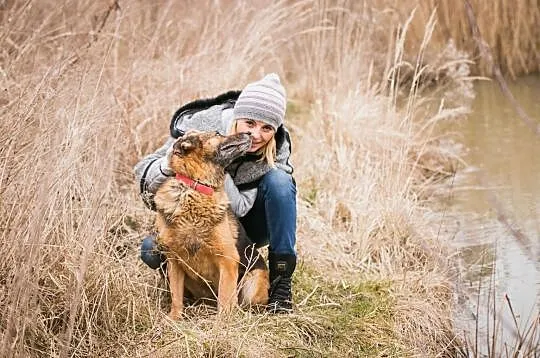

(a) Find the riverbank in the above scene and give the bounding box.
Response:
[2,1,534,357]
[435,75,540,356]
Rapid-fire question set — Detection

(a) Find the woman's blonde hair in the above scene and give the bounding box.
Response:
[229,120,276,167]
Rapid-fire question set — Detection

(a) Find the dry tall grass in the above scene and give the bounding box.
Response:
[402,0,540,77]
[0,0,486,357]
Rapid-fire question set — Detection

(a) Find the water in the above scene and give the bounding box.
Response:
[445,75,540,353]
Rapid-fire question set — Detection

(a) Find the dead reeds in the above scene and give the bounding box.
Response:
[457,258,540,358]
[0,0,536,357]
[409,0,540,77]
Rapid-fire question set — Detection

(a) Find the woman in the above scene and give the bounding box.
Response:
[134,73,297,313]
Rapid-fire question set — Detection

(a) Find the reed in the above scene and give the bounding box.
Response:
[292,0,540,79]
[404,0,540,77]
[0,0,525,356]
[456,258,540,358]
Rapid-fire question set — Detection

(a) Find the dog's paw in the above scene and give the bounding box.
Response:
[167,309,183,321]
[216,302,240,319]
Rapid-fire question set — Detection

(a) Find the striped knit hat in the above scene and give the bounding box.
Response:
[233,73,286,130]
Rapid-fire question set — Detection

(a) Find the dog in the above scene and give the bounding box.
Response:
[154,131,269,319]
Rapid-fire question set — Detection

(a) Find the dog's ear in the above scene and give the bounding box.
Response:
[180,141,194,151]
[173,138,196,156]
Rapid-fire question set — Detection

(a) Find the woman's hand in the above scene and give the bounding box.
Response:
[160,144,175,176]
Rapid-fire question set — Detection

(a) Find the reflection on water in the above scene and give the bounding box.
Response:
[447,75,540,352]
[458,243,495,282]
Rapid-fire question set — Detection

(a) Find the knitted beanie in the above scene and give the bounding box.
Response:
[233,73,286,129]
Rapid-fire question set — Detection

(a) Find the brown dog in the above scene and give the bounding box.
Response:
[154,131,269,319]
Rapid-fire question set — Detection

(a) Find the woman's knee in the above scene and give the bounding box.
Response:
[260,169,296,197]
[140,234,165,269]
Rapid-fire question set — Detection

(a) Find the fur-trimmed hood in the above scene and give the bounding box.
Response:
[170,90,241,138]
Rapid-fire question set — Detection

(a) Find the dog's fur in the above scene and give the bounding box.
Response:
[154,131,269,319]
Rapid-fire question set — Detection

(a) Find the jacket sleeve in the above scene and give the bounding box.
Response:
[224,174,257,217]
[275,126,294,174]
[134,137,176,210]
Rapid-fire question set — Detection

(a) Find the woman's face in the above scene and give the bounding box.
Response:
[235,119,275,153]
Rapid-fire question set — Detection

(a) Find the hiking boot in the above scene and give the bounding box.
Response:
[267,252,296,314]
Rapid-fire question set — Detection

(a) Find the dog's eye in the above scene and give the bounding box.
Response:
[214,131,223,137]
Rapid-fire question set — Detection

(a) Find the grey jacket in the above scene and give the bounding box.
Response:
[134,100,293,217]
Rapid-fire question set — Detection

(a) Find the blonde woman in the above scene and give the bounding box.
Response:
[134,74,297,313]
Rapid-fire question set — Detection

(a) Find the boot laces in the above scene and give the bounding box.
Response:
[270,275,292,302]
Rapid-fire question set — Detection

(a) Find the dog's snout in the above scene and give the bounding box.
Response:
[241,132,252,143]
[241,132,252,141]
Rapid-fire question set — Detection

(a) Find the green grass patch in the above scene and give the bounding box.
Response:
[139,262,404,357]
[278,263,403,357]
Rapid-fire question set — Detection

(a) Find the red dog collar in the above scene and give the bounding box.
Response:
[175,173,214,196]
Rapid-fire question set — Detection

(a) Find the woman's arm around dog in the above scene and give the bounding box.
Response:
[134,137,175,210]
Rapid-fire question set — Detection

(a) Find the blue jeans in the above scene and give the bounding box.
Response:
[140,168,297,268]
[239,168,297,256]
[140,235,166,269]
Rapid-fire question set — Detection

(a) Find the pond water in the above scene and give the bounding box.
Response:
[445,75,540,353]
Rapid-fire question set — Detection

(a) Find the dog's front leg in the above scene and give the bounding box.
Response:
[167,257,185,320]
[217,258,238,315]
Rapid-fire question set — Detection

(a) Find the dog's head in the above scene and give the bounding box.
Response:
[169,131,252,185]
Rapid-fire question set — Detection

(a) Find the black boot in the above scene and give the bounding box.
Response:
[267,252,296,313]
